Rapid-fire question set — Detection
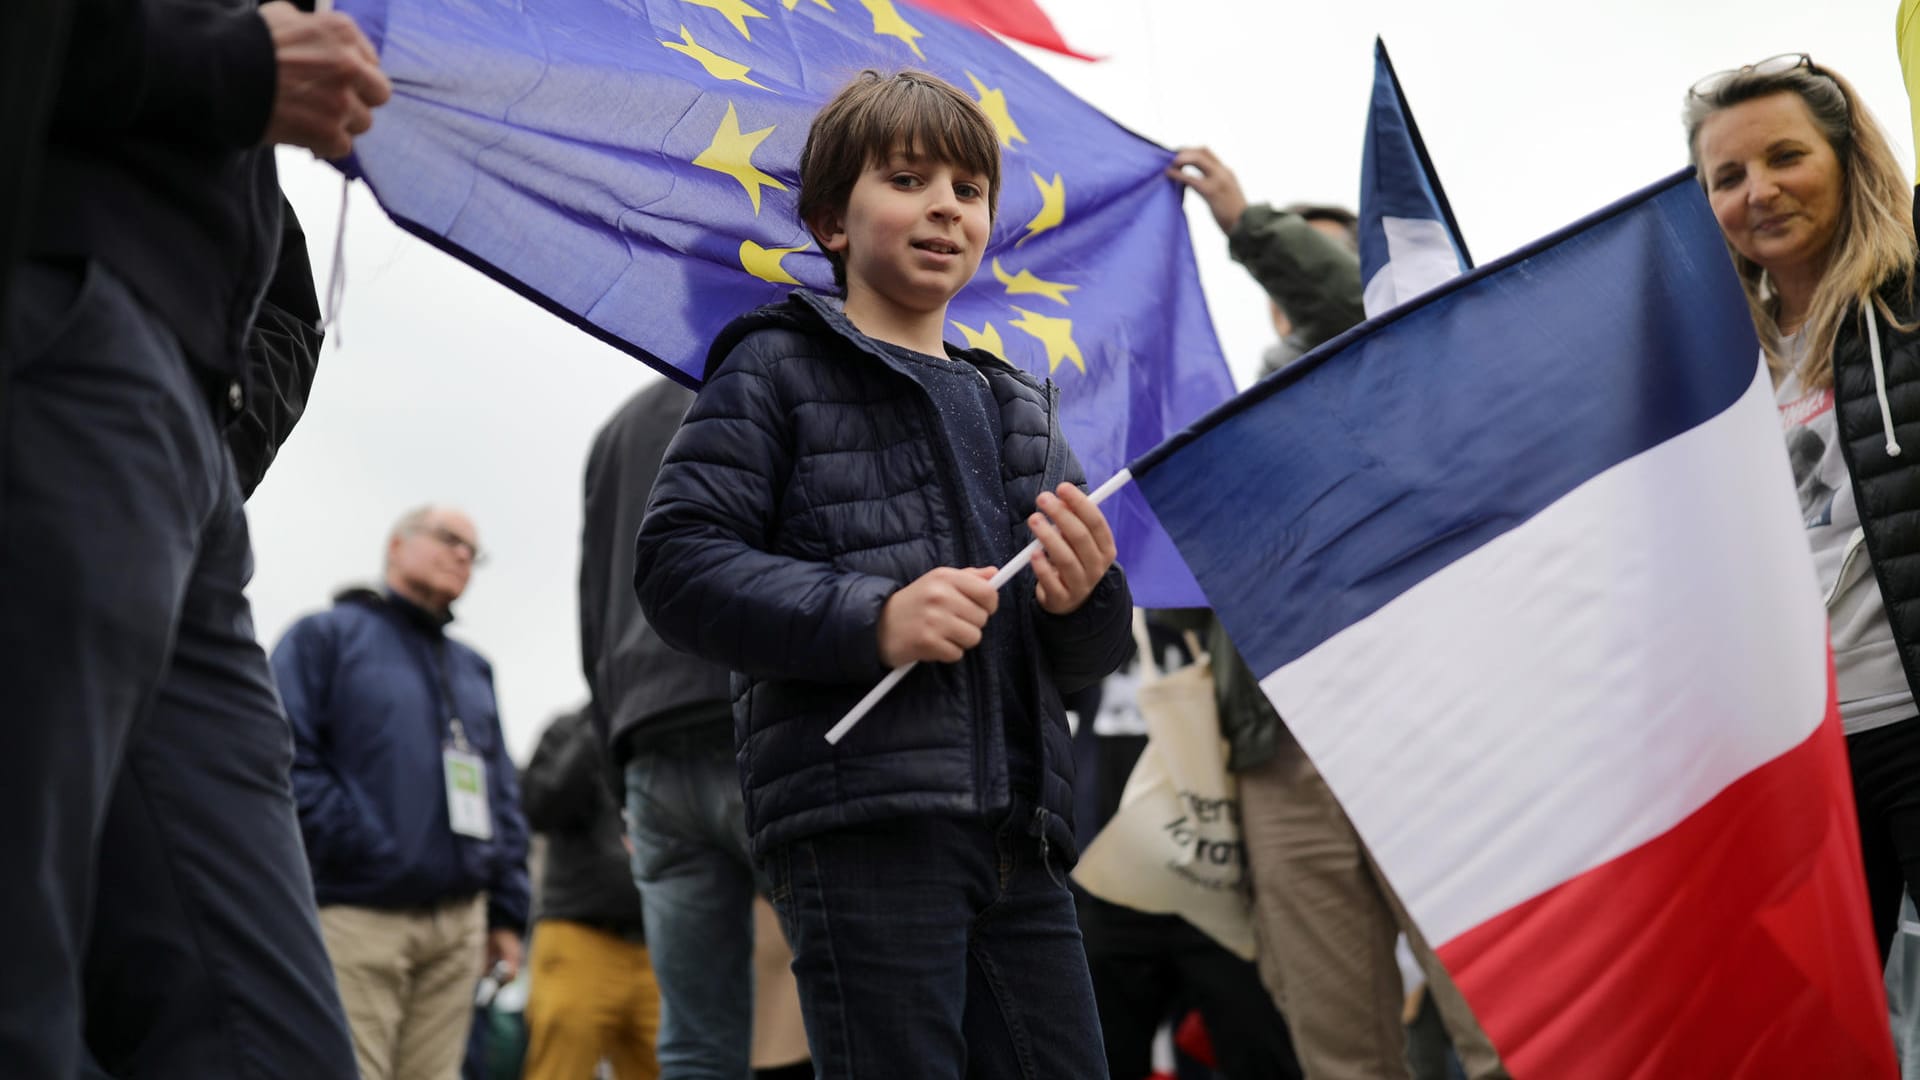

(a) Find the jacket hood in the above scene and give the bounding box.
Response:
[703,290,1028,388]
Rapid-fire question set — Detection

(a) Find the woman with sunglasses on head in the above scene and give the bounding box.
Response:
[1686,53,1920,961]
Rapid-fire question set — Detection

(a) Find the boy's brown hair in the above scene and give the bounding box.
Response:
[798,69,1002,291]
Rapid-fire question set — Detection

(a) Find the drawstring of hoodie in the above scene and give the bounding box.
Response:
[1868,303,1903,458]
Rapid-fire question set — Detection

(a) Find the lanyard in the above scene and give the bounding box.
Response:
[429,639,474,753]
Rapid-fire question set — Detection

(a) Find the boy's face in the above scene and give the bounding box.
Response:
[820,147,991,324]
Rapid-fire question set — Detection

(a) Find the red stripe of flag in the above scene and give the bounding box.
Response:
[1438,666,1895,1078]
[905,0,1097,60]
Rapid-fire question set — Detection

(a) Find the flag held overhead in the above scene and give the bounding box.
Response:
[329,0,1227,606]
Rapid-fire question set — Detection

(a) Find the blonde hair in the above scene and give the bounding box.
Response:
[1683,61,1915,388]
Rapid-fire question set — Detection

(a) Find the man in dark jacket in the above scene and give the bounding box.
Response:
[273,505,531,1080]
[1,2,389,1076]
[580,380,759,1078]
[520,704,659,1080]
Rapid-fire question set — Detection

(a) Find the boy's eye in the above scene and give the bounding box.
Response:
[890,173,922,189]
[955,183,982,199]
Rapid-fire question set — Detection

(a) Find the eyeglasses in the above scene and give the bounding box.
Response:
[415,524,488,566]
[1688,53,1829,100]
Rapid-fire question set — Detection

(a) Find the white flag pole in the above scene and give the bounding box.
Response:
[823,468,1135,745]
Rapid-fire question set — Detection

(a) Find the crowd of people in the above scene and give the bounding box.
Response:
[13,0,1920,1077]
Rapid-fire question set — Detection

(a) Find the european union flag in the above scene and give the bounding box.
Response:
[331,0,1233,606]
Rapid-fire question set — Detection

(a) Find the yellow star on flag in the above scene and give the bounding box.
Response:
[740,240,808,284]
[681,0,767,40]
[1017,172,1064,247]
[782,0,833,8]
[857,0,925,59]
[950,318,1007,358]
[1010,307,1084,374]
[693,102,788,214]
[991,258,1075,305]
[966,73,1026,149]
[661,27,770,90]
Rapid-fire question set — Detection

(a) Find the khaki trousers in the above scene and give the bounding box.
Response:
[318,897,486,1080]
[523,919,662,1080]
[1241,726,1507,1080]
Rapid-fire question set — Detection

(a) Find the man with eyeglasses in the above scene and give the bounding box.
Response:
[271,504,532,1080]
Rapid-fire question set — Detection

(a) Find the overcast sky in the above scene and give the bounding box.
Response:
[255,0,1914,761]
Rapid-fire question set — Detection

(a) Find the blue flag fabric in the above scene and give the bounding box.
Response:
[1357,38,1472,317]
[330,0,1231,606]
[1131,169,1746,675]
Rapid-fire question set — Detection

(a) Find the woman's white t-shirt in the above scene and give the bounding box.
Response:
[1775,336,1916,734]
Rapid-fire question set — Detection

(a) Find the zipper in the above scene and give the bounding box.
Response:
[911,384,992,813]
[1826,527,1869,610]
[1042,380,1065,490]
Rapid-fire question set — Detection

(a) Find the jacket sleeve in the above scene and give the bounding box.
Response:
[271,615,391,871]
[520,711,605,834]
[634,338,899,684]
[229,194,322,499]
[481,677,532,933]
[1228,204,1367,354]
[51,0,277,149]
[1033,441,1134,694]
[578,417,617,716]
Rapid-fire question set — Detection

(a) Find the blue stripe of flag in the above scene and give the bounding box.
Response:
[1132,170,1758,678]
[1357,38,1471,287]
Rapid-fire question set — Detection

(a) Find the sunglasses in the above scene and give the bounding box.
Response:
[1688,52,1833,100]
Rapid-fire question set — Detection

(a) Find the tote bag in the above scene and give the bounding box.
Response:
[1072,613,1255,959]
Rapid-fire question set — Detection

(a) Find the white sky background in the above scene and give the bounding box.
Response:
[254,0,1914,762]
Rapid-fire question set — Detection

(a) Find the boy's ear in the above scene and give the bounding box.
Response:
[808,207,849,255]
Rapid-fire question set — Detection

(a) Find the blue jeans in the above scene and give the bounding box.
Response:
[625,747,758,1079]
[763,805,1107,1079]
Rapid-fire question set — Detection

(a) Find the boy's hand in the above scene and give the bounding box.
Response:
[878,567,999,667]
[1029,483,1117,616]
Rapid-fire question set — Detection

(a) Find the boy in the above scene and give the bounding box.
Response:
[634,70,1131,1076]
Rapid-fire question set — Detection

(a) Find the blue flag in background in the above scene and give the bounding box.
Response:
[1358,38,1472,316]
[332,0,1232,606]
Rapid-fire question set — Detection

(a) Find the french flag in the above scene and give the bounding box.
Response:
[1130,171,1896,1076]
[1358,38,1472,316]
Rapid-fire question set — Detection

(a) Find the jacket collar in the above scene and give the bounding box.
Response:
[704,290,1039,393]
[334,586,454,634]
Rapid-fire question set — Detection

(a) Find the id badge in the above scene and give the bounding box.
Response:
[443,747,493,841]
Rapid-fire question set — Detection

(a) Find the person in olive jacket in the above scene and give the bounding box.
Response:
[1166,146,1506,1080]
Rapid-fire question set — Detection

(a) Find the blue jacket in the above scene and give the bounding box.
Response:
[635,291,1133,860]
[272,589,531,930]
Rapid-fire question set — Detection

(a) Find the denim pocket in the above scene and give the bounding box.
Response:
[764,842,792,905]
[762,842,798,949]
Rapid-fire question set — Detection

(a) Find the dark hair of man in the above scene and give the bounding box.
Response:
[1283,202,1361,252]
[798,69,1002,291]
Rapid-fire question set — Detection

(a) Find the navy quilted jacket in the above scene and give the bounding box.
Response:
[634,291,1132,859]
